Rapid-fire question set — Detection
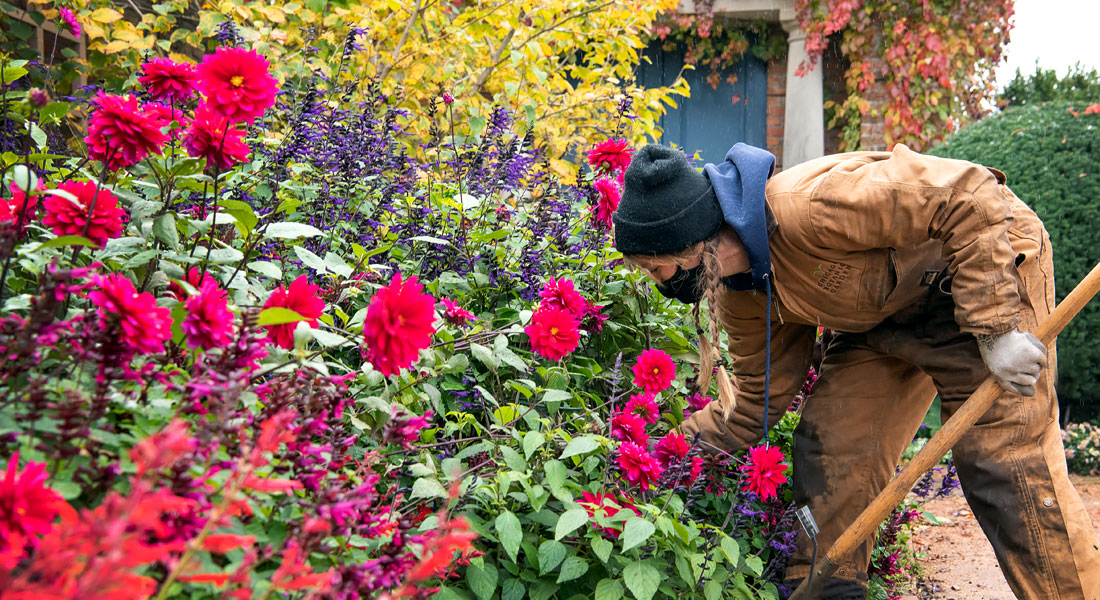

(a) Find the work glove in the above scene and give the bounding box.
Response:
[976,328,1048,396]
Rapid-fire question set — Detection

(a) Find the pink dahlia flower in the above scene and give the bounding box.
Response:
[741,445,789,501]
[610,409,648,446]
[616,441,663,491]
[263,275,325,350]
[139,57,199,103]
[591,177,621,228]
[624,392,659,425]
[1,180,41,235]
[184,103,251,170]
[362,273,437,377]
[587,138,632,174]
[0,453,65,569]
[183,280,235,350]
[197,46,279,124]
[440,297,476,327]
[87,273,174,355]
[537,277,588,317]
[41,180,127,248]
[84,92,168,171]
[524,307,580,361]
[632,349,676,394]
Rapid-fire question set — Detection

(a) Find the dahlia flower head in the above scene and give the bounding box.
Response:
[623,392,659,425]
[616,441,663,491]
[632,348,676,394]
[0,453,66,570]
[1,180,41,235]
[587,138,632,174]
[184,103,251,170]
[362,273,437,377]
[263,275,325,350]
[610,408,648,446]
[197,46,279,124]
[591,177,621,229]
[87,273,174,356]
[741,445,789,501]
[524,306,580,361]
[577,492,641,539]
[84,92,169,171]
[139,57,199,103]
[182,279,235,350]
[440,297,476,328]
[41,180,127,248]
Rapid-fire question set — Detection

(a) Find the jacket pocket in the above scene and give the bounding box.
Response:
[856,248,897,311]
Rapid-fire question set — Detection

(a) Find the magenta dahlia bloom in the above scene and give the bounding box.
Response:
[139,57,199,103]
[0,453,65,570]
[184,103,251,169]
[197,47,279,124]
[624,392,659,425]
[263,275,325,350]
[537,277,587,317]
[440,297,476,327]
[616,441,663,491]
[84,92,168,171]
[632,348,676,393]
[587,138,632,174]
[362,273,437,377]
[610,409,648,446]
[87,273,174,355]
[41,180,127,248]
[58,7,80,37]
[592,177,621,228]
[182,279,235,350]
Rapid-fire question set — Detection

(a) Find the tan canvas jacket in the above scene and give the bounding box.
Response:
[680,144,1025,454]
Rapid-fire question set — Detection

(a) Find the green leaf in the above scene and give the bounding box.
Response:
[621,518,655,553]
[51,480,81,500]
[28,122,46,149]
[409,235,452,246]
[411,477,448,500]
[704,579,724,600]
[495,511,522,563]
[537,540,566,575]
[720,536,740,567]
[554,508,588,541]
[542,389,572,403]
[522,431,545,460]
[556,556,588,583]
[265,222,324,238]
[623,561,660,600]
[257,307,306,326]
[560,435,600,460]
[248,261,282,279]
[467,562,498,600]
[543,460,567,492]
[34,235,97,250]
[324,252,353,277]
[499,446,526,472]
[2,67,28,84]
[309,328,348,347]
[153,214,179,250]
[744,555,764,577]
[208,247,244,264]
[595,578,623,600]
[218,199,258,233]
[591,536,613,563]
[470,342,498,371]
[293,245,327,273]
[38,101,70,125]
[528,581,558,600]
[501,578,525,600]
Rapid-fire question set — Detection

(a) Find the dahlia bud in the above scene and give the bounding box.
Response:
[28,88,49,108]
[441,92,454,105]
[11,164,37,194]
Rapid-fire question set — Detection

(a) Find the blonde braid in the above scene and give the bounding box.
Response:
[695,236,736,420]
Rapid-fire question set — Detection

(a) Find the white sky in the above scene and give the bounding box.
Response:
[995,0,1100,91]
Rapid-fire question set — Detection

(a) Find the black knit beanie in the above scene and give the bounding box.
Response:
[612,144,723,256]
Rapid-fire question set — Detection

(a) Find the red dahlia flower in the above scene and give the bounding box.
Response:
[58,7,80,37]
[1,180,41,235]
[616,441,663,490]
[361,273,437,377]
[84,92,168,171]
[263,275,325,350]
[141,102,190,132]
[591,177,621,228]
[632,348,676,393]
[524,307,580,361]
[197,46,279,124]
[183,280,235,350]
[139,57,199,103]
[624,392,659,425]
[167,266,216,301]
[578,492,642,539]
[538,277,588,317]
[610,409,648,445]
[0,453,65,570]
[184,102,251,170]
[741,445,788,501]
[87,273,174,355]
[440,297,476,327]
[654,432,703,485]
[587,138,632,174]
[41,180,127,248]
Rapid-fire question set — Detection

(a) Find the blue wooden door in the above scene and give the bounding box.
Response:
[637,39,768,165]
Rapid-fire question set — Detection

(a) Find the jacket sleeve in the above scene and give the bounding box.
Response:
[679,290,817,455]
[799,144,1020,335]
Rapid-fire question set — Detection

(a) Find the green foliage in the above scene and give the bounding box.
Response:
[927,103,1100,418]
[1000,64,1100,108]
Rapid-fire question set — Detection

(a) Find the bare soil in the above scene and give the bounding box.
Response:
[905,474,1100,599]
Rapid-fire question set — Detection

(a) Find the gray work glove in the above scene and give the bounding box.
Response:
[976,329,1048,396]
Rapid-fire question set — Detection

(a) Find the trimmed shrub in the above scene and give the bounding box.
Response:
[927,102,1100,419]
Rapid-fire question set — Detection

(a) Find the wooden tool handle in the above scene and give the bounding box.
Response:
[789,259,1100,599]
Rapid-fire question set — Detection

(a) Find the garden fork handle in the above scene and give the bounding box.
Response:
[789,259,1100,600]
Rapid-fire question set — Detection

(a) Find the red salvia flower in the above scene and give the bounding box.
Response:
[624,392,659,425]
[524,306,580,361]
[41,180,127,248]
[405,516,477,583]
[262,275,325,350]
[87,273,174,355]
[0,453,65,569]
[587,138,632,174]
[591,177,621,228]
[610,408,648,446]
[84,92,169,171]
[616,441,663,491]
[632,349,676,393]
[139,57,199,103]
[202,534,257,553]
[361,273,436,377]
[197,46,279,124]
[129,420,195,478]
[741,445,789,501]
[184,103,251,170]
[183,279,235,350]
[440,297,476,327]
[383,408,434,449]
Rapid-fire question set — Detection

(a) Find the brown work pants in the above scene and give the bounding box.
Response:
[784,200,1100,598]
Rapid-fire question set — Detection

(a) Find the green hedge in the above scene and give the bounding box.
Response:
[927,102,1100,420]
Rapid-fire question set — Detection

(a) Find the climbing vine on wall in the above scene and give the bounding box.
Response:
[796,0,1014,151]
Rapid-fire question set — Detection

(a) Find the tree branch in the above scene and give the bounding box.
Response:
[377,0,424,82]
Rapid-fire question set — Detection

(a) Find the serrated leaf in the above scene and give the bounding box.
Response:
[591,536,613,563]
[528,581,558,600]
[560,435,600,459]
[554,508,588,541]
[467,562,498,600]
[257,307,306,326]
[595,578,623,600]
[621,517,655,553]
[470,342,498,371]
[720,536,740,566]
[623,561,660,600]
[499,446,526,472]
[744,555,764,577]
[411,477,448,500]
[153,214,179,250]
[704,579,724,600]
[265,222,324,238]
[522,431,545,460]
[556,556,588,583]
[495,511,522,563]
[501,579,524,600]
[537,540,566,575]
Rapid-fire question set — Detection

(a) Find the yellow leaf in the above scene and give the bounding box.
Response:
[83,21,106,40]
[261,6,286,24]
[87,7,123,23]
[101,40,130,54]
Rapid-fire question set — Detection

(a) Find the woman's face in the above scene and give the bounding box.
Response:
[630,252,702,283]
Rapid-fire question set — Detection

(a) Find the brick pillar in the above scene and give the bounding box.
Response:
[858,42,888,150]
[766,56,787,170]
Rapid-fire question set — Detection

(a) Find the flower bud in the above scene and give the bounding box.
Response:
[11,164,37,194]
